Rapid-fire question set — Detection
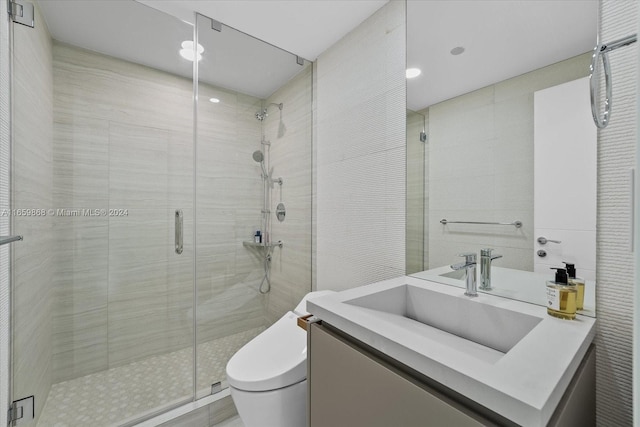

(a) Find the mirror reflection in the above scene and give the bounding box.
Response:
[406,0,598,317]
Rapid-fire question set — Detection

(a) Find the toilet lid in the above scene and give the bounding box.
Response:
[226,311,307,392]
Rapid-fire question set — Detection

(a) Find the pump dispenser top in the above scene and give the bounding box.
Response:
[550,267,568,284]
[563,262,576,278]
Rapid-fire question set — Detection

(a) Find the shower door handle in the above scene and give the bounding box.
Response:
[175,209,183,254]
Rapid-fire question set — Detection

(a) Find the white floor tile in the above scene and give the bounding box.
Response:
[38,327,263,426]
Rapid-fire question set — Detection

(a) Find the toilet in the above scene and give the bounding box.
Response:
[226,290,334,427]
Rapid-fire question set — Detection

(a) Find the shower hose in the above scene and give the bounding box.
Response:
[259,246,273,294]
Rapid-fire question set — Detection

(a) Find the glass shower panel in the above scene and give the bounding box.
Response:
[194,14,313,398]
[10,1,195,425]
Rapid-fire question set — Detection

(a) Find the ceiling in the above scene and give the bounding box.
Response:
[137,0,389,61]
[407,0,598,110]
[38,1,597,108]
[39,1,193,88]
[38,0,387,99]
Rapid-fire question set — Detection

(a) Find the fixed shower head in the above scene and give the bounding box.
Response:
[254,102,283,121]
[252,150,264,163]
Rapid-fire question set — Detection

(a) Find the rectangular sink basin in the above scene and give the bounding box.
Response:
[344,284,541,354]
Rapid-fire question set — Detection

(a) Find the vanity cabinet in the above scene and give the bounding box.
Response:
[307,322,595,427]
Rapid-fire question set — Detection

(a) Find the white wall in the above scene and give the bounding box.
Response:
[597,1,637,424]
[315,0,406,291]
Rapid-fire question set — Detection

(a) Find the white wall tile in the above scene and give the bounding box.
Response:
[595,1,637,424]
[316,1,406,291]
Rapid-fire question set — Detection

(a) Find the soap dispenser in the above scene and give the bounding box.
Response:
[546,267,577,320]
[563,262,585,311]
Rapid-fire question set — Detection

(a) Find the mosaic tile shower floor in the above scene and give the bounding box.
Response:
[37,327,265,427]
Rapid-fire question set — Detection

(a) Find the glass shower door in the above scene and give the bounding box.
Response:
[9,1,195,425]
[194,13,313,399]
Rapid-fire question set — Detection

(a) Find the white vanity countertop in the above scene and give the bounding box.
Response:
[307,276,596,426]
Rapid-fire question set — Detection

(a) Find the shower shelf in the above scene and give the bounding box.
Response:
[243,240,283,249]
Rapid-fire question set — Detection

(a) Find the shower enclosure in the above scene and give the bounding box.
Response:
[3,1,312,425]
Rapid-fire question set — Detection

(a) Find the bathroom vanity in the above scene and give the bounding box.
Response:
[305,277,596,426]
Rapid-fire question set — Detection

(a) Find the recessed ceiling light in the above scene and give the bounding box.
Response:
[179,40,204,62]
[450,46,465,56]
[406,68,421,79]
[209,98,220,103]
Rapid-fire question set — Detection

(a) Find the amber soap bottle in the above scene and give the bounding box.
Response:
[546,267,577,320]
[563,262,585,311]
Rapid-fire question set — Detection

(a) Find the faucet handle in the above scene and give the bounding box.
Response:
[457,252,476,263]
[481,248,502,260]
[480,248,494,257]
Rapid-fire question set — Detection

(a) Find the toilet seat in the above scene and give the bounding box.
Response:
[226,311,307,392]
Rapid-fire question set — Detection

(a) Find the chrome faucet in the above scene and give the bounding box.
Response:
[451,253,477,297]
[480,248,502,291]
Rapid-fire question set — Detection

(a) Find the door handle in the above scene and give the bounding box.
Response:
[175,209,183,254]
[537,236,561,245]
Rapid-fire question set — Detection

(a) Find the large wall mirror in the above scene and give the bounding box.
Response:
[406,0,598,317]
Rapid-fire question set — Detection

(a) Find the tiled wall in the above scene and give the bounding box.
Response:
[11,4,54,425]
[596,0,637,424]
[423,53,590,271]
[53,41,193,379]
[194,74,266,349]
[315,0,406,291]
[263,65,313,323]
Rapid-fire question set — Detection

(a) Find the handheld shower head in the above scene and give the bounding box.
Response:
[252,150,264,163]
[252,150,268,177]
